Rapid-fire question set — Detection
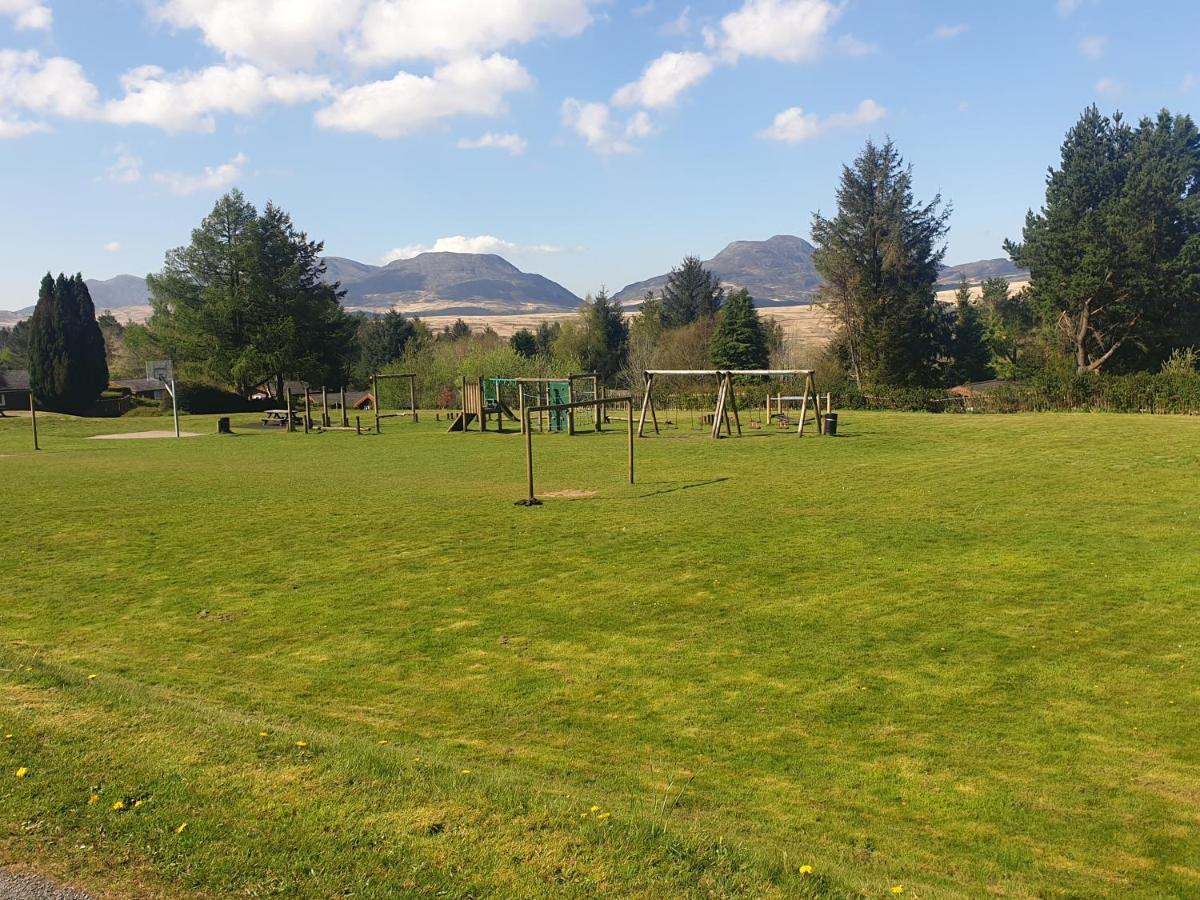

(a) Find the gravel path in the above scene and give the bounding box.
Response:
[0,869,93,900]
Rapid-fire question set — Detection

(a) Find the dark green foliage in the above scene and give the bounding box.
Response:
[27,273,109,414]
[164,381,273,414]
[661,256,724,328]
[812,138,952,388]
[147,191,355,398]
[442,319,471,340]
[1006,106,1200,372]
[576,288,629,381]
[0,318,31,369]
[980,278,1033,378]
[949,279,992,383]
[355,311,422,379]
[509,328,538,358]
[711,288,769,370]
[534,321,560,354]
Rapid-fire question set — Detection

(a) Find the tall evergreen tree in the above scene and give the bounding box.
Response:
[1005,106,1200,372]
[711,288,769,370]
[949,279,991,383]
[509,328,539,358]
[980,277,1032,378]
[577,288,629,381]
[811,138,952,387]
[661,256,724,328]
[28,273,109,414]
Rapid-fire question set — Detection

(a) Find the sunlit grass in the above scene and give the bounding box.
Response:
[1,409,1198,897]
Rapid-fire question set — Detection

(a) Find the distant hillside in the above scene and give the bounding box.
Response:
[338,252,581,315]
[86,274,151,310]
[937,258,1026,288]
[613,235,820,306]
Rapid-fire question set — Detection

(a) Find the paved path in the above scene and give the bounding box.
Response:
[0,868,93,900]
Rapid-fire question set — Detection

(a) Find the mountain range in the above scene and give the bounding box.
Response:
[0,239,1027,324]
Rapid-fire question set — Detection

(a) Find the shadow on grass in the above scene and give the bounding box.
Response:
[633,477,730,498]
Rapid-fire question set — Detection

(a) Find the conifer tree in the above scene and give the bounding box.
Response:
[949,279,991,383]
[811,139,951,387]
[28,273,109,414]
[661,256,724,328]
[711,288,769,370]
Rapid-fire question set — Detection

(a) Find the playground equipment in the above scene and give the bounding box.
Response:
[516,391,635,506]
[449,373,600,434]
[637,369,829,438]
[371,373,418,433]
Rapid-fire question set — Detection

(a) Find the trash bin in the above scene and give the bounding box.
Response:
[217,417,232,434]
[824,413,838,436]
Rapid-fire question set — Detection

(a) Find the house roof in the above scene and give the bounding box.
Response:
[0,369,30,391]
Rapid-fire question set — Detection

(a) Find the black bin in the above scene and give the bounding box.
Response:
[217,416,232,434]
[824,413,838,436]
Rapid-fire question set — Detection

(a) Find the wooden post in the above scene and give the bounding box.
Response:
[29,391,39,451]
[355,415,361,435]
[286,390,295,432]
[321,386,329,428]
[304,389,311,434]
[519,382,526,435]
[726,373,743,436]
[567,376,576,436]
[372,375,380,434]
[522,407,539,505]
[409,375,418,423]
[340,387,349,428]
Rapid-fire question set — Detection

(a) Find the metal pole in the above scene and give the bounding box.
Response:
[372,375,380,434]
[626,398,634,484]
[29,391,39,451]
[409,376,418,423]
[171,379,180,438]
[524,408,538,505]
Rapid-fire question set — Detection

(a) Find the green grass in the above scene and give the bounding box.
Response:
[1,409,1198,898]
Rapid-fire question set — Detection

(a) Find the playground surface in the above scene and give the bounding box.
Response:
[1,410,1198,898]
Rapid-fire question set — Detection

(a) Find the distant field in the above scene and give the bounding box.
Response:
[2,410,1198,898]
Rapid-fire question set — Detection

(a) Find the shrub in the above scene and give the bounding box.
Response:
[165,382,272,414]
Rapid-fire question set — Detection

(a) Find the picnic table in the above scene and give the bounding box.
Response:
[261,409,300,427]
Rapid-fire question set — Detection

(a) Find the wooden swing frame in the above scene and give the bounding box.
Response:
[637,369,826,439]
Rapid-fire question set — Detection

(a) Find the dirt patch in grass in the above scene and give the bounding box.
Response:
[540,489,597,500]
[89,431,202,440]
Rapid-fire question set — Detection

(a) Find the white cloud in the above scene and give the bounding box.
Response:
[0,50,99,136]
[612,51,714,109]
[931,23,969,41]
[382,234,562,263]
[717,0,840,63]
[351,0,592,66]
[151,0,363,70]
[153,152,248,196]
[660,6,691,37]
[104,241,121,253]
[0,0,52,30]
[562,97,654,154]
[315,54,532,138]
[836,34,878,57]
[1079,35,1106,60]
[0,116,49,138]
[106,151,142,183]
[1095,76,1121,97]
[456,131,527,155]
[104,64,330,133]
[757,98,885,143]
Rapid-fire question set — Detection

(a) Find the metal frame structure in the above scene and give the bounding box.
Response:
[516,392,635,506]
[637,369,827,439]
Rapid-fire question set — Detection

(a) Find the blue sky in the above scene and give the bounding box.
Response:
[0,0,1197,309]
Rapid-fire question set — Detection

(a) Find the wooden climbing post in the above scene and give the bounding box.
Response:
[29,391,39,451]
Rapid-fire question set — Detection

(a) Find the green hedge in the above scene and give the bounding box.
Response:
[163,382,273,415]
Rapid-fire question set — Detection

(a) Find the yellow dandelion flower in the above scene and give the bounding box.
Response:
[88,794,99,805]
[378,740,388,745]
[891,886,904,895]
[15,767,29,778]
[88,674,97,680]
[597,812,610,821]
[259,731,269,737]
[134,799,145,808]
[799,864,813,875]
[590,805,600,812]
[175,822,188,834]
[413,757,421,763]
[461,769,471,775]
[5,733,13,739]
[112,800,126,811]
[295,741,307,748]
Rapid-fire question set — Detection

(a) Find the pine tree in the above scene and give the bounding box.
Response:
[28,273,109,414]
[949,279,991,383]
[661,256,724,328]
[711,288,769,370]
[577,288,629,381]
[811,139,952,387]
[980,277,1032,378]
[1005,106,1200,372]
[509,328,538,358]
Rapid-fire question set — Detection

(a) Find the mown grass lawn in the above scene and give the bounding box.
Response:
[1,409,1198,898]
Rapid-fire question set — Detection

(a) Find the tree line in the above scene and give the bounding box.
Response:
[14,102,1198,414]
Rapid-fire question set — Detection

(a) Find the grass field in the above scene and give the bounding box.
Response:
[1,409,1198,898]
